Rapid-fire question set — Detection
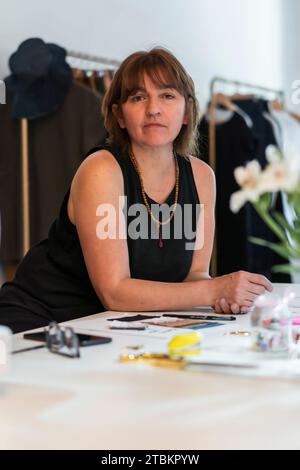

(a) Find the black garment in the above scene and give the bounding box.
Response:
[234,99,276,166]
[0,144,200,333]
[0,81,106,263]
[199,108,290,281]
[199,113,254,275]
[234,99,290,282]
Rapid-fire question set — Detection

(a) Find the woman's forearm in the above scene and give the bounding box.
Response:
[183,271,211,282]
[104,277,219,311]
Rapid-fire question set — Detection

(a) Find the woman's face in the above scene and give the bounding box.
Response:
[115,73,188,150]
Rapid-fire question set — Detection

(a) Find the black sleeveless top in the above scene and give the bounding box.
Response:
[0,144,200,328]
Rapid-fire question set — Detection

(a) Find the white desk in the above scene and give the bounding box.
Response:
[1,283,300,450]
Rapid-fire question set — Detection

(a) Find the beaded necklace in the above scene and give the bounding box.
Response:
[129,149,179,248]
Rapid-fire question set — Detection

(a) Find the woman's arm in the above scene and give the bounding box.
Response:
[70,150,271,312]
[183,157,273,312]
[69,150,221,311]
[182,157,215,282]
[104,277,218,311]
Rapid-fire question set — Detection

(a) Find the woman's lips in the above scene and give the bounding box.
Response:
[144,123,166,127]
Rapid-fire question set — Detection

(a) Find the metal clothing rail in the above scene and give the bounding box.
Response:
[209,76,285,171]
[208,77,285,277]
[67,50,120,67]
[210,76,285,103]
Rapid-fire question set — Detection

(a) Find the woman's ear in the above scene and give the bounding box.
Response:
[183,97,192,125]
[112,104,126,129]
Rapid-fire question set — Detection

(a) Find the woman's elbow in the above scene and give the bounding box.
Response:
[97,286,122,311]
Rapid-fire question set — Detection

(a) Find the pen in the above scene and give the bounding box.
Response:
[162,314,236,321]
[188,361,257,369]
[109,326,146,331]
[12,345,45,354]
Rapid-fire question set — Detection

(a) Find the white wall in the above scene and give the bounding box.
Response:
[0,0,284,107]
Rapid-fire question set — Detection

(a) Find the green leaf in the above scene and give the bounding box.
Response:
[273,211,291,231]
[249,236,291,260]
[252,204,287,242]
[272,263,300,274]
[258,193,273,211]
[290,192,300,219]
[273,211,300,245]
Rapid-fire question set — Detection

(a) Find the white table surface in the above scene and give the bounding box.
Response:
[1,283,300,450]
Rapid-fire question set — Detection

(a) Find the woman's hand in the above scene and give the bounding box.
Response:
[213,271,273,314]
[214,298,247,314]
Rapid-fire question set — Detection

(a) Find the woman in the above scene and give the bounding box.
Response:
[0,48,272,333]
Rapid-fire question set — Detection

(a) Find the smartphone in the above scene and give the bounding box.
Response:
[23,331,112,347]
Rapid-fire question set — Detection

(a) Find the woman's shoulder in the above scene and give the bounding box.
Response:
[68,147,124,217]
[188,155,215,181]
[83,147,121,168]
[83,143,124,167]
[187,155,216,201]
[67,149,124,225]
[84,142,123,160]
[74,146,123,183]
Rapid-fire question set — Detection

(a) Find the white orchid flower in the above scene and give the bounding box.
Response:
[231,160,264,212]
[230,190,247,213]
[231,145,300,213]
[230,187,261,213]
[230,145,300,276]
[234,160,262,189]
[259,161,299,193]
[261,145,300,193]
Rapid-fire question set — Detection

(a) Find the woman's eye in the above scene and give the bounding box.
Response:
[163,94,175,100]
[131,95,145,102]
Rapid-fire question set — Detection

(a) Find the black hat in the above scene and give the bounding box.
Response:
[5,38,72,120]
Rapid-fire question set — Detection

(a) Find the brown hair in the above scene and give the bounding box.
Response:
[102,47,200,158]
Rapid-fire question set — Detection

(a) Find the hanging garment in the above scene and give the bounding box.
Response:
[234,99,276,165]
[268,106,300,153]
[199,112,255,275]
[198,108,290,281]
[204,105,253,128]
[232,99,290,282]
[0,81,107,263]
[0,143,200,333]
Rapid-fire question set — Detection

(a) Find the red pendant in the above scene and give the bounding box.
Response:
[159,226,163,248]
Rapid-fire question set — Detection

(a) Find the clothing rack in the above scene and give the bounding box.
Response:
[67,50,120,93]
[208,77,285,277]
[210,77,285,104]
[209,76,285,170]
[20,50,120,257]
[66,50,120,69]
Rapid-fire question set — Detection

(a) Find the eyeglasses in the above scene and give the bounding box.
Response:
[46,322,80,358]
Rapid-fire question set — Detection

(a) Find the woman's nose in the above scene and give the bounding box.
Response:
[146,97,161,117]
